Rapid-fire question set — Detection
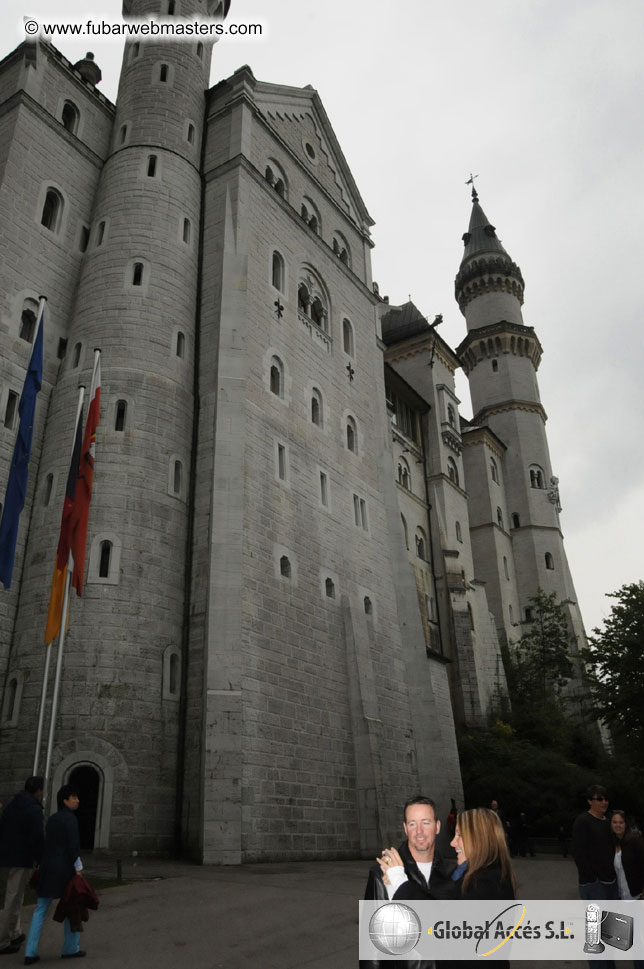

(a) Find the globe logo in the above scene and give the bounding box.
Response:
[369,902,422,955]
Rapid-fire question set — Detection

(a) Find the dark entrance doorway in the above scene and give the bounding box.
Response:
[68,764,100,850]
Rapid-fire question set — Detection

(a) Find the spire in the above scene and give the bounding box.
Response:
[454,185,525,315]
[460,189,510,265]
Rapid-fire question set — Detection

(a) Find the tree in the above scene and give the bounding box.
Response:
[583,581,644,745]
[511,588,576,702]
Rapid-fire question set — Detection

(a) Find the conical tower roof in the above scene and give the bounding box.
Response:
[455,188,524,313]
[460,189,510,264]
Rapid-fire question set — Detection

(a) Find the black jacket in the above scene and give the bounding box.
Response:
[619,836,644,897]
[361,840,457,969]
[0,790,44,868]
[440,863,514,969]
[571,811,615,884]
[37,806,81,899]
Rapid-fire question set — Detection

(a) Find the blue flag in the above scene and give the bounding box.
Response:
[0,308,44,589]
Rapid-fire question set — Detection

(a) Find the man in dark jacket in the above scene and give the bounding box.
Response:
[24,785,85,964]
[0,776,44,955]
[361,795,457,969]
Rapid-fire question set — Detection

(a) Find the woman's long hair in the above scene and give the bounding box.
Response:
[459,807,517,893]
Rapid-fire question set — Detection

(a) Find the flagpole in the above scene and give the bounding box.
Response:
[27,297,50,775]
[42,384,85,802]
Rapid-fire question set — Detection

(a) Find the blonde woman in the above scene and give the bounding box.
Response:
[450,807,516,900]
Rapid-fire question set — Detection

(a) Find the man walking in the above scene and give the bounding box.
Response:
[0,777,44,956]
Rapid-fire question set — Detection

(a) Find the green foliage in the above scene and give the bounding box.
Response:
[510,588,576,702]
[583,581,644,747]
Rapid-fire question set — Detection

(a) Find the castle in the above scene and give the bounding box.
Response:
[0,0,588,862]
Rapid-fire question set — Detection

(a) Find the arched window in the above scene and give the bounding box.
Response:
[325,577,335,599]
[346,416,358,453]
[467,602,475,630]
[497,507,504,530]
[96,220,106,246]
[20,303,38,343]
[132,262,144,286]
[298,283,310,316]
[512,512,520,529]
[269,356,283,397]
[280,555,291,578]
[447,457,459,487]
[264,160,288,199]
[71,342,82,368]
[131,42,140,59]
[115,400,127,431]
[163,645,181,701]
[187,123,195,144]
[310,297,326,330]
[167,0,176,13]
[415,529,427,561]
[196,42,204,59]
[311,388,323,426]
[61,101,80,134]
[41,188,63,232]
[332,233,351,267]
[509,604,514,623]
[43,473,54,507]
[503,556,509,580]
[118,123,128,145]
[301,197,321,234]
[147,154,157,177]
[99,540,112,578]
[342,318,354,357]
[529,465,545,489]
[176,331,185,358]
[272,251,285,292]
[401,514,409,550]
[545,552,555,570]
[182,218,191,244]
[397,458,411,490]
[364,596,372,615]
[455,521,462,543]
[160,64,169,82]
[490,457,499,483]
[447,404,456,428]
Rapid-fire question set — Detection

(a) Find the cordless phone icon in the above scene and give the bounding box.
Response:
[584,903,605,954]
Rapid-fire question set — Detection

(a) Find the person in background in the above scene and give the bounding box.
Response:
[0,776,44,956]
[24,785,86,964]
[611,808,644,969]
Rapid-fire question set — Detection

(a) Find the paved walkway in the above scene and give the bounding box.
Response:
[8,853,633,968]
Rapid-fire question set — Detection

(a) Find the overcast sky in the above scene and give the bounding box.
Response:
[3,0,642,636]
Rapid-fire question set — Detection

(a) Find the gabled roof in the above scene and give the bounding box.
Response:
[213,68,373,230]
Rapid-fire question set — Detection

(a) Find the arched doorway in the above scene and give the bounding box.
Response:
[68,764,100,850]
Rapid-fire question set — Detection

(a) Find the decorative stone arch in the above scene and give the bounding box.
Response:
[264,157,289,200]
[300,196,322,235]
[51,740,128,850]
[87,532,122,585]
[332,230,351,267]
[297,265,331,331]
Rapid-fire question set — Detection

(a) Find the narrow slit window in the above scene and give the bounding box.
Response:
[132,262,144,286]
[115,400,127,431]
[183,218,191,244]
[147,155,157,177]
[99,540,112,578]
[173,460,182,495]
[176,332,185,358]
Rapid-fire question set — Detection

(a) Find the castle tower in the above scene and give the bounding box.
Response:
[455,189,587,656]
[4,0,229,853]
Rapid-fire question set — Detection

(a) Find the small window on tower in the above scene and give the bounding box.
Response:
[160,64,169,82]
[187,123,195,144]
[115,400,127,432]
[19,307,37,343]
[132,263,144,286]
[147,155,157,177]
[196,42,204,59]
[61,101,80,134]
[176,332,185,358]
[99,541,112,578]
[183,218,191,244]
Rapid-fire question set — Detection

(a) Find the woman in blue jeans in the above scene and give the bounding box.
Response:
[24,784,85,963]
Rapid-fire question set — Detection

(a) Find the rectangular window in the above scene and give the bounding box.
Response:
[277,444,286,481]
[353,493,368,530]
[4,391,19,429]
[320,471,328,506]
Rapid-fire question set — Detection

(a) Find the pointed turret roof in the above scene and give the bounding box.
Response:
[460,189,510,265]
[454,188,525,312]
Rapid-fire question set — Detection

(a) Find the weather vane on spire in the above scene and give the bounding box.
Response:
[465,173,479,200]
